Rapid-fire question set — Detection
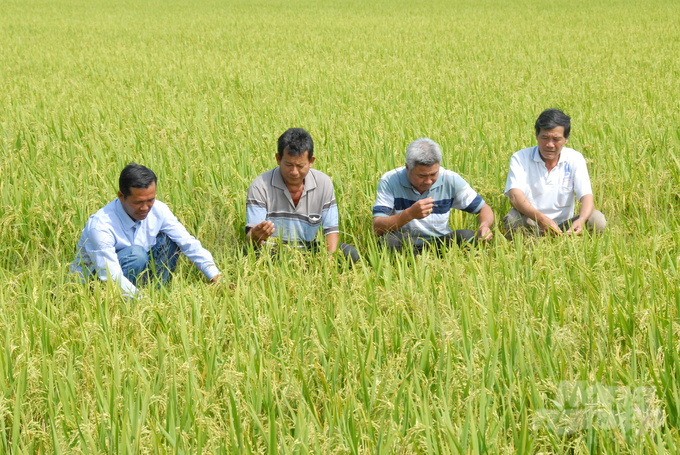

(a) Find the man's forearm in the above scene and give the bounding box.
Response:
[245,229,264,245]
[508,189,545,222]
[373,211,412,236]
[578,194,595,221]
[325,232,339,253]
[477,204,494,230]
[99,263,138,298]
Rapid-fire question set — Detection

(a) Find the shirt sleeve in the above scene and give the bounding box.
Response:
[86,226,138,297]
[504,152,528,196]
[372,175,395,217]
[245,181,268,232]
[321,180,340,236]
[451,175,485,214]
[159,207,220,280]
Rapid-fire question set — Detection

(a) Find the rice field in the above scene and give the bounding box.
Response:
[1,0,680,452]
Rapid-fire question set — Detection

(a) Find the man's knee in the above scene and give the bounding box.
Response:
[339,243,360,263]
[503,208,530,230]
[153,232,179,259]
[455,230,475,245]
[503,208,539,237]
[379,232,408,251]
[117,245,148,279]
[586,210,607,234]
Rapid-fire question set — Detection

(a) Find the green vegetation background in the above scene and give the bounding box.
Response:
[1,0,680,452]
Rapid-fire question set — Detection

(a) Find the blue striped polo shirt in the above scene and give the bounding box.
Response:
[246,168,339,244]
[373,167,485,237]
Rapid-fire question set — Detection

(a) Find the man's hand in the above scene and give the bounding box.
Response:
[373,197,435,236]
[508,189,560,236]
[476,204,494,244]
[567,195,594,236]
[477,226,493,243]
[248,220,275,244]
[566,218,585,236]
[407,198,435,220]
[210,274,222,284]
[536,213,562,236]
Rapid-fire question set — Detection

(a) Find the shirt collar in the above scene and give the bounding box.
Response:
[398,166,443,195]
[532,146,567,165]
[272,167,318,194]
[114,198,139,231]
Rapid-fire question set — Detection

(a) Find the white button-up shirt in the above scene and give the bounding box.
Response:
[504,146,593,224]
[70,198,220,296]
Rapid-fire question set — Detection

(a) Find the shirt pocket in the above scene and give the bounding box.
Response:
[557,180,574,207]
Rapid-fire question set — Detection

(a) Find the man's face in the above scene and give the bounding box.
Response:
[118,182,156,221]
[406,163,440,194]
[536,126,568,162]
[276,149,315,187]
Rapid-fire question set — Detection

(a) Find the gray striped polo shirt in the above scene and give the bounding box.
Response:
[246,168,340,244]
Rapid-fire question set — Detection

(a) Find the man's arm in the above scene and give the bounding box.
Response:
[373,199,434,236]
[87,229,139,297]
[476,203,494,242]
[246,221,275,245]
[569,154,595,236]
[325,232,339,253]
[245,183,275,246]
[319,182,341,253]
[505,151,560,235]
[567,194,594,235]
[507,188,561,235]
[159,207,221,281]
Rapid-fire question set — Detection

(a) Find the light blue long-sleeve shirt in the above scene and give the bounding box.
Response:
[70,198,220,296]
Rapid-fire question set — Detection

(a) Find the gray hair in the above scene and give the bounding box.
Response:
[405,138,442,169]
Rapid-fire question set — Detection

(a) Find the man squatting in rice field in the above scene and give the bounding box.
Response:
[372,137,495,255]
[244,128,360,263]
[503,108,606,237]
[71,163,221,297]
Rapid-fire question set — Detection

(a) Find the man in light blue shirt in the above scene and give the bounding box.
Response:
[71,163,221,297]
[373,138,494,255]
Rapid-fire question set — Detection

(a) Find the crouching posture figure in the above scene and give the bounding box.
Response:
[245,128,359,263]
[504,109,606,237]
[372,138,494,255]
[71,163,221,297]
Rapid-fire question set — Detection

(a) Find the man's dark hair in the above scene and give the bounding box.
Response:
[535,108,571,139]
[277,128,314,160]
[119,163,157,198]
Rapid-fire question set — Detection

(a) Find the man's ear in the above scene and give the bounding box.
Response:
[309,156,315,167]
[118,191,125,201]
[275,153,282,165]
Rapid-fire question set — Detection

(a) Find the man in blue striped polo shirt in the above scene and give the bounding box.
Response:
[245,128,359,262]
[373,138,494,254]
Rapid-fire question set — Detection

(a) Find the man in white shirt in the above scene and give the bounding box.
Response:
[504,109,606,236]
[71,163,221,297]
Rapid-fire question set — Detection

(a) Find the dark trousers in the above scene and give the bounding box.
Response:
[243,240,359,264]
[557,216,580,232]
[379,230,475,256]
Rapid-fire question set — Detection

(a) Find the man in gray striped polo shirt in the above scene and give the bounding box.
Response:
[245,128,359,263]
[372,138,495,255]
